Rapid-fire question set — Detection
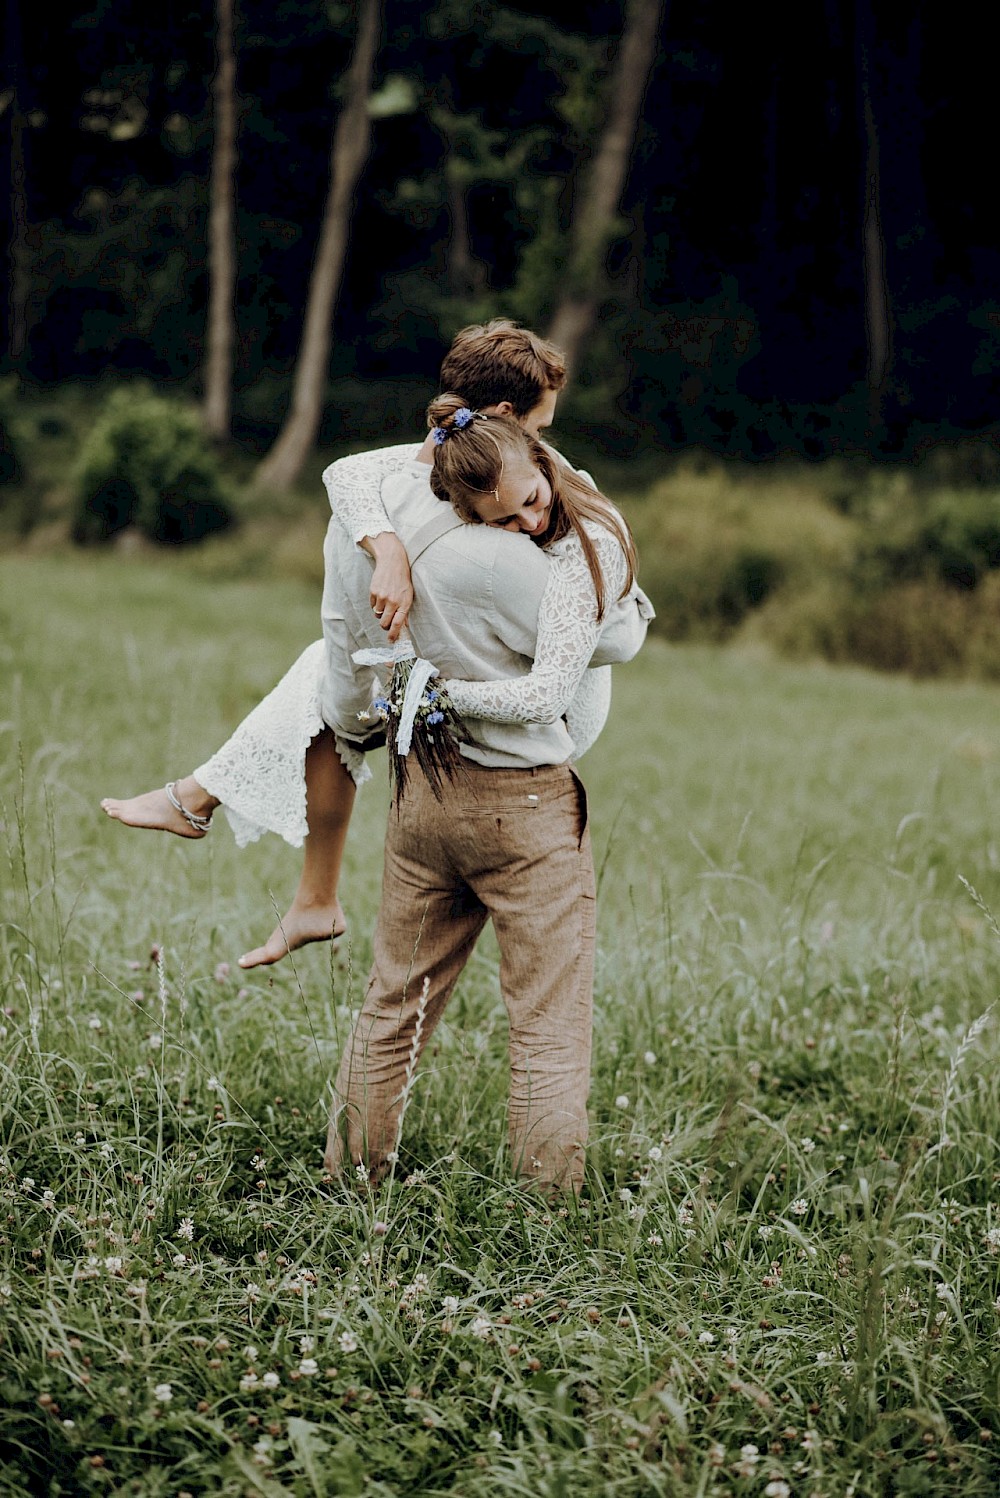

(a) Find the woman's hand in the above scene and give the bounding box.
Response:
[363,532,413,642]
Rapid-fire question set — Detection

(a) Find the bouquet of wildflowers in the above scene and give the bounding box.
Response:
[355,642,468,806]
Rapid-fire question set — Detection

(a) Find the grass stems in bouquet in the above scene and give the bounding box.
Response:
[376,656,469,806]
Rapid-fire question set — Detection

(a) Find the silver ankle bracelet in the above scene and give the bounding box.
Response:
[164,781,213,833]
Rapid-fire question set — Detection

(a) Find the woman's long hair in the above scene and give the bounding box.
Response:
[427,393,637,622]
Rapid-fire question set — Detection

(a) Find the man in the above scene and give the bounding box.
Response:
[319,324,647,1193]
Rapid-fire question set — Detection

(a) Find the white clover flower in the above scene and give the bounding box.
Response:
[299,1335,314,1354]
[614,1095,630,1110]
[239,1371,259,1392]
[800,1137,816,1154]
[984,1226,1000,1253]
[647,1231,663,1246]
[697,1330,715,1344]
[764,1482,791,1498]
[172,1253,188,1269]
[243,1282,262,1303]
[154,1382,173,1404]
[251,1155,266,1171]
[262,1371,280,1390]
[643,1050,657,1066]
[338,1331,358,1354]
[647,1146,663,1163]
[469,1315,492,1340]
[244,1345,259,1362]
[488,1429,503,1447]
[298,1358,319,1375]
[619,1188,633,1204]
[815,1350,834,1365]
[21,1177,35,1192]
[176,1218,195,1241]
[105,1256,123,1274]
[0,1283,12,1300]
[207,1076,221,1092]
[789,1198,808,1217]
[441,1296,460,1315]
[725,1326,739,1343]
[88,1016,102,1030]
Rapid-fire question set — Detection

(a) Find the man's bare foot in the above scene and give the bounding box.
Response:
[100,783,215,840]
[238,900,347,969]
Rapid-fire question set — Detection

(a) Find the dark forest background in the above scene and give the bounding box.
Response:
[5,0,997,461]
[5,0,1000,679]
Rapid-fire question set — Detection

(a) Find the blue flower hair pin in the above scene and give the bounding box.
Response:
[432,407,478,444]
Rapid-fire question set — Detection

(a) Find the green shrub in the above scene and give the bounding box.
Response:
[622,459,857,641]
[752,572,1000,679]
[71,387,233,545]
[861,487,1000,591]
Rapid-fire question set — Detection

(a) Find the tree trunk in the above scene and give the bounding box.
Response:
[203,0,239,443]
[255,0,380,493]
[860,41,891,434]
[547,0,663,377]
[5,0,30,365]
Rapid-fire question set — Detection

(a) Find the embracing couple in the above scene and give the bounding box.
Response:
[102,319,653,1193]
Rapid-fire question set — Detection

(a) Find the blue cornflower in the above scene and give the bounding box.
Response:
[431,427,447,445]
[453,407,475,429]
[373,696,390,714]
[426,710,444,725]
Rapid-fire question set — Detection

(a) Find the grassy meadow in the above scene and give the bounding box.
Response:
[3,551,1000,1495]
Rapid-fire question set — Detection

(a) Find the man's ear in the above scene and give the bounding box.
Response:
[492,400,515,418]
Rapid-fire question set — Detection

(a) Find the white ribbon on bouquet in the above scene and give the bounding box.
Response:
[352,635,441,758]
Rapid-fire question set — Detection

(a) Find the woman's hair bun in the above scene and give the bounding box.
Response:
[426,392,472,430]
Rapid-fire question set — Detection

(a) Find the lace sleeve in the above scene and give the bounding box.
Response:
[445,526,629,726]
[321,444,419,549]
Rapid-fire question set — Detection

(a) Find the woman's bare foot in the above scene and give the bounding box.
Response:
[100,781,215,840]
[238,899,347,969]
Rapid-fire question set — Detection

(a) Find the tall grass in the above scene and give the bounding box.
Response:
[2,553,1000,1495]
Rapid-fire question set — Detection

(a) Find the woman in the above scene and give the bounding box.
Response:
[101,395,652,966]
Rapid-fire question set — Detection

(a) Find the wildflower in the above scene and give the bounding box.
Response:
[154,1382,173,1404]
[441,1296,460,1315]
[764,1483,791,1498]
[799,1137,816,1154]
[488,1429,503,1447]
[239,1372,259,1392]
[262,1372,280,1390]
[298,1358,319,1376]
[214,962,230,982]
[251,1155,266,1172]
[984,1226,1000,1253]
[299,1336,314,1354]
[697,1330,715,1345]
[725,1325,740,1343]
[21,1177,35,1192]
[147,1033,164,1049]
[801,1430,820,1452]
[643,1050,657,1066]
[42,1189,55,1208]
[0,1283,12,1300]
[105,1256,124,1274]
[243,1283,262,1303]
[734,1444,760,1478]
[401,1273,430,1303]
[614,1095,630,1110]
[619,1188,633,1204]
[172,1253,188,1269]
[427,711,444,726]
[647,1232,663,1246]
[647,1146,663,1163]
[207,1077,221,1092]
[815,1350,833,1365]
[244,1345,259,1362]
[354,1162,368,1184]
[373,1220,389,1236]
[338,1330,358,1355]
[708,1442,726,1467]
[469,1315,492,1340]
[789,1198,808,1217]
[88,1016,102,1030]
[176,1218,195,1241]
[758,1225,773,1239]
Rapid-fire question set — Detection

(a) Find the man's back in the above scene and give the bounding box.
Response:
[381,460,575,769]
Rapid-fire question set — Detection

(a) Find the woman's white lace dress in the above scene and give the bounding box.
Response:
[195,444,649,847]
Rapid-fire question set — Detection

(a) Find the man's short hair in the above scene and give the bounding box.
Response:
[439,319,567,418]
